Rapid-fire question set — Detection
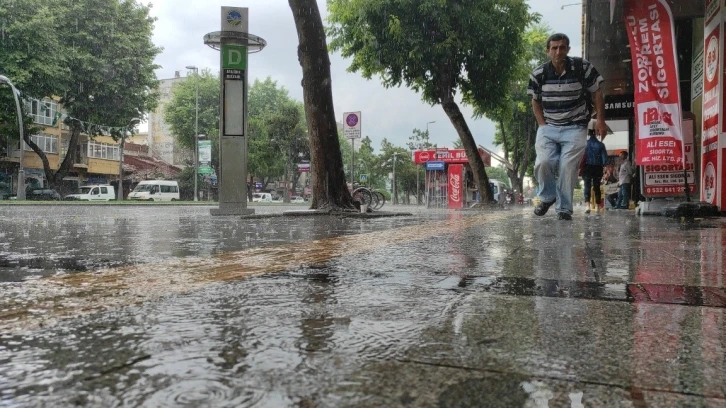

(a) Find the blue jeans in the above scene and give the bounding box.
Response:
[534,124,587,215]
[616,183,631,209]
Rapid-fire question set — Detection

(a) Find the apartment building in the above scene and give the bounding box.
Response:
[1,97,179,198]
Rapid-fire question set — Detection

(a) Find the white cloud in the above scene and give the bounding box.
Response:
[145,0,582,152]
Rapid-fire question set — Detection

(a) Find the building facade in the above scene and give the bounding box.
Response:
[147,72,193,168]
[584,1,726,211]
[1,97,125,196]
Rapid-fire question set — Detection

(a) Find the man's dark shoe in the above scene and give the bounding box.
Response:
[557,212,572,221]
[534,200,555,216]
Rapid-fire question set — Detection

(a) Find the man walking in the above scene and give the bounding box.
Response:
[615,151,634,209]
[528,33,606,220]
[582,124,608,214]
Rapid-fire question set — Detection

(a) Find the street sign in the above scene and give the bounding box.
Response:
[343,111,361,139]
[425,161,445,171]
[359,174,368,183]
[297,162,310,173]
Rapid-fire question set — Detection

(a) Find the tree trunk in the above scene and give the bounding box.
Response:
[440,93,494,205]
[289,0,356,210]
[25,124,80,191]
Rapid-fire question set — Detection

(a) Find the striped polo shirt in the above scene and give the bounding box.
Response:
[527,57,603,127]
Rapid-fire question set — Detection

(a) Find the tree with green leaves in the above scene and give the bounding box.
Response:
[246,79,309,200]
[164,69,220,182]
[477,24,551,194]
[327,0,536,206]
[0,0,66,152]
[407,128,436,152]
[0,0,160,189]
[288,0,356,211]
[165,75,309,201]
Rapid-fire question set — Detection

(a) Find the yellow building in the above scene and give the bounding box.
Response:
[1,97,126,196]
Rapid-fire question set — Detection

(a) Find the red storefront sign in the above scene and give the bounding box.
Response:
[413,148,491,167]
[448,164,464,209]
[703,25,720,205]
[624,0,684,167]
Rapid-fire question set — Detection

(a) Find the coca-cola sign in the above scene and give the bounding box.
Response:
[450,174,461,202]
[448,164,464,208]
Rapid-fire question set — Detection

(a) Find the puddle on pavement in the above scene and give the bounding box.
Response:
[2,209,726,406]
[440,276,726,308]
[0,214,500,333]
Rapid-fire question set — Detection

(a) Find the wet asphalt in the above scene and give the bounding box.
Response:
[1,203,725,407]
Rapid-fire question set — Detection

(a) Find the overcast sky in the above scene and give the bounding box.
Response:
[145,0,584,153]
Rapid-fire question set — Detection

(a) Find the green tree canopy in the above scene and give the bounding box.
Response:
[476,24,551,193]
[0,0,161,188]
[164,75,309,197]
[327,0,537,205]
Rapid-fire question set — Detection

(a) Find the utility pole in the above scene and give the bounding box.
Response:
[0,75,26,200]
[392,152,398,205]
[422,120,435,205]
[118,118,140,201]
[186,65,199,201]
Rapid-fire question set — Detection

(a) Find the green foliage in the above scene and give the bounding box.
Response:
[175,166,213,200]
[57,0,161,131]
[327,0,536,109]
[486,166,510,186]
[477,24,552,188]
[327,0,537,203]
[0,0,67,99]
[0,0,161,184]
[164,69,220,171]
[165,76,309,188]
[407,128,436,151]
[247,79,308,186]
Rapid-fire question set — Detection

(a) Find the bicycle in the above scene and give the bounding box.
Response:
[351,184,386,210]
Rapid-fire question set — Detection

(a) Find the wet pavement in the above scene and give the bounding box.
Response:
[1,204,725,407]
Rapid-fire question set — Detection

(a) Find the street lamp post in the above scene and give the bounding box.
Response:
[0,75,26,200]
[186,65,200,201]
[118,118,141,201]
[421,120,435,205]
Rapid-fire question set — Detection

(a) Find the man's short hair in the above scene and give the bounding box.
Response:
[619,151,628,158]
[546,33,570,49]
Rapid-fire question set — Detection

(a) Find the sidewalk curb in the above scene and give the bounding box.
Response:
[239,210,414,219]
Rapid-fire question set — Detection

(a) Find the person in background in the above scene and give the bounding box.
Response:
[602,164,618,208]
[615,151,634,209]
[582,123,608,214]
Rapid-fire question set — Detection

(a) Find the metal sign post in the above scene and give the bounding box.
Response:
[343,112,361,182]
[205,7,266,216]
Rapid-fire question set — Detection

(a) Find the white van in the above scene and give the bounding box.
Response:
[252,193,272,202]
[128,180,180,201]
[64,185,116,201]
[489,179,508,203]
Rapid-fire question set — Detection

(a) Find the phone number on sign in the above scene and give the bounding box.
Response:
[645,186,695,194]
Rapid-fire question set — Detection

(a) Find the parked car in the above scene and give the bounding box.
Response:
[252,193,272,202]
[64,185,116,201]
[28,189,62,201]
[290,196,305,204]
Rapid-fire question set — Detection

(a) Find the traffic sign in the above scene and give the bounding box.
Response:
[425,161,446,171]
[343,111,361,139]
[359,174,368,183]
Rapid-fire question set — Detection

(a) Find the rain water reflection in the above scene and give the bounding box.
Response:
[1,205,725,406]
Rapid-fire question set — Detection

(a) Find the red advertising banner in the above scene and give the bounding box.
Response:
[413,148,491,166]
[448,164,464,209]
[624,0,684,167]
[703,26,720,204]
